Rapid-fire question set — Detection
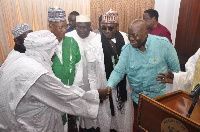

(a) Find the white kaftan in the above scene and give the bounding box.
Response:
[0,55,99,132]
[166,48,200,93]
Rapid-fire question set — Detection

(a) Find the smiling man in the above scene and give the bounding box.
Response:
[106,19,180,131]
[99,9,133,132]
[48,7,82,132]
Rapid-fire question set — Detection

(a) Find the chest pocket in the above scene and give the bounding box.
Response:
[129,61,141,77]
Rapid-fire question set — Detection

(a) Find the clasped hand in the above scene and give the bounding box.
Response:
[98,87,112,101]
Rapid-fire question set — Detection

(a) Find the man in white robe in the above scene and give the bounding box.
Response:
[0,30,109,132]
[66,13,133,132]
[66,15,108,131]
[0,23,33,74]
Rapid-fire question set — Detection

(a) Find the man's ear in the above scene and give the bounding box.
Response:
[152,16,157,21]
[49,23,53,30]
[14,39,19,45]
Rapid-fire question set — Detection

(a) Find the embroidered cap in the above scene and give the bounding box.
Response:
[12,23,32,39]
[48,7,66,23]
[76,15,90,22]
[102,9,118,24]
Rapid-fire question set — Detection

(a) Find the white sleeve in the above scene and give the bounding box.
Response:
[85,46,97,90]
[119,31,129,44]
[29,73,99,119]
[166,71,193,93]
[167,48,200,93]
[73,58,84,86]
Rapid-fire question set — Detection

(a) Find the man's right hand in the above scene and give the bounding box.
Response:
[156,69,174,83]
[98,87,111,101]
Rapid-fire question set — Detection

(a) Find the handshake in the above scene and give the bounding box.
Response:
[97,87,112,101]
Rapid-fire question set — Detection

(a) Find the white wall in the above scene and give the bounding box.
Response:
[155,0,181,45]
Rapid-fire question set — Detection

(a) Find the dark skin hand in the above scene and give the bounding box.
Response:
[156,69,174,84]
[98,87,111,102]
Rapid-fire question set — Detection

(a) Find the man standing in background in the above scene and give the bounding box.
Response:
[12,23,33,53]
[143,9,172,43]
[67,11,79,33]
[0,23,32,69]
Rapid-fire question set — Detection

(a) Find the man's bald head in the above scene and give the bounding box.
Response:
[129,19,147,33]
[128,19,148,51]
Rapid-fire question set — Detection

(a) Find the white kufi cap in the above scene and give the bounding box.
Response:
[76,15,90,22]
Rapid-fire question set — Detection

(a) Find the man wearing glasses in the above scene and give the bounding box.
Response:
[143,9,172,43]
[48,7,82,132]
[106,19,180,132]
[99,9,133,132]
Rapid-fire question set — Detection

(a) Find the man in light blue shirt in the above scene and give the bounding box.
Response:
[106,19,180,104]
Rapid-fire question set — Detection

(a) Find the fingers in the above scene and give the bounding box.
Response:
[156,77,165,83]
[105,87,111,99]
[107,87,111,95]
[157,73,166,76]
[168,69,173,76]
[99,87,112,102]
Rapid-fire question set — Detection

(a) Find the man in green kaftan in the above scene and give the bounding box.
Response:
[48,7,82,132]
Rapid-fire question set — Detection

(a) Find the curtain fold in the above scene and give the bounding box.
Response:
[0,0,154,66]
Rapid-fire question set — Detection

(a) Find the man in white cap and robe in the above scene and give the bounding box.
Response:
[0,30,110,132]
[12,23,33,53]
[0,23,33,76]
[48,7,83,131]
[65,15,109,132]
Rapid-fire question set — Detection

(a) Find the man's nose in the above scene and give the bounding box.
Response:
[105,28,111,32]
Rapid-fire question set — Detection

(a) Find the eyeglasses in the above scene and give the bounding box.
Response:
[51,23,67,30]
[127,34,139,39]
[101,26,115,31]
[127,30,147,39]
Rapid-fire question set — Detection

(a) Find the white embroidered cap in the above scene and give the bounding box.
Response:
[12,23,32,39]
[102,9,118,23]
[76,15,90,22]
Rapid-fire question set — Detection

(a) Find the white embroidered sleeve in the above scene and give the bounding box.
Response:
[29,73,99,119]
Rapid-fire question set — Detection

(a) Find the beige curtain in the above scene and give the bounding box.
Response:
[90,0,155,33]
[0,0,154,65]
[0,0,90,65]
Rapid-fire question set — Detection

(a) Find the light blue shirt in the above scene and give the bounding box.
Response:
[107,34,180,103]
